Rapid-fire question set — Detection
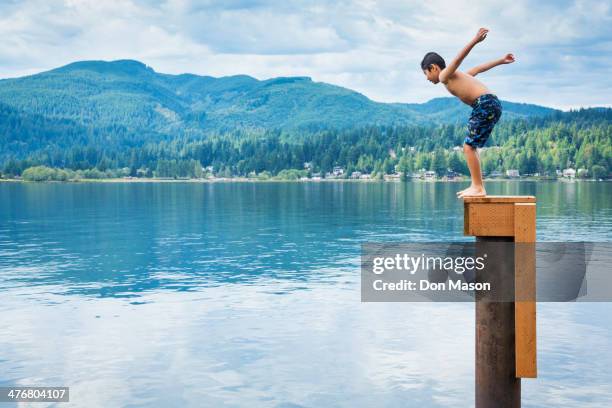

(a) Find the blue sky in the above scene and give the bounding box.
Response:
[0,0,610,109]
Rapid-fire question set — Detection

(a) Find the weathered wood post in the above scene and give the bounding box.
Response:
[463,196,537,408]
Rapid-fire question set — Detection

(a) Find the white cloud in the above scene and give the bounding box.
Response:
[0,0,610,109]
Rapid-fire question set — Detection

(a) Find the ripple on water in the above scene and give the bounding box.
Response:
[0,181,611,407]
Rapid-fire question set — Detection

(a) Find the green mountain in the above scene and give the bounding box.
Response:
[0,59,557,135]
[2,60,608,181]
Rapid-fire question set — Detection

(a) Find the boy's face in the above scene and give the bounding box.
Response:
[423,65,440,84]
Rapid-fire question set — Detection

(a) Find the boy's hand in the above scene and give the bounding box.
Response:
[502,53,515,64]
[473,28,489,43]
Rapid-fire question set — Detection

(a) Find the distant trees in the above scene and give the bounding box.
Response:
[22,166,73,181]
[448,152,467,174]
[431,149,448,176]
[2,109,611,181]
[274,169,308,180]
[592,165,606,179]
[19,165,134,181]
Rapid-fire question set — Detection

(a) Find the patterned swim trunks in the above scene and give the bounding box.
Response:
[464,94,502,148]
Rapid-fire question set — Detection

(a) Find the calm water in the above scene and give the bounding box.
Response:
[1,181,611,407]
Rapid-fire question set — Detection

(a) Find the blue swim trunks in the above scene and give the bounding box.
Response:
[464,94,502,148]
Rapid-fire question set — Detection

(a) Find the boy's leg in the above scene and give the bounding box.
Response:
[459,143,486,197]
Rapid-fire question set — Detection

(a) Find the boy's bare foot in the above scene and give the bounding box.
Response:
[458,186,486,198]
[456,186,470,196]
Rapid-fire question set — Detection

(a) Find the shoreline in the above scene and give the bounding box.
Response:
[1,177,605,184]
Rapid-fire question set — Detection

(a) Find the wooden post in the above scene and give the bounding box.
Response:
[464,196,537,408]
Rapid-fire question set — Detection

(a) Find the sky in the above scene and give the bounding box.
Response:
[0,0,610,109]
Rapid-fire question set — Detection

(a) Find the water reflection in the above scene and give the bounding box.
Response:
[0,181,611,407]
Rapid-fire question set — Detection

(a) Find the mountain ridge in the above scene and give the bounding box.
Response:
[0,61,608,180]
[0,59,560,135]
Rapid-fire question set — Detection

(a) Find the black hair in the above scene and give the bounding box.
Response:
[421,52,446,71]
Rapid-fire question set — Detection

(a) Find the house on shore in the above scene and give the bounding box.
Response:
[563,168,576,179]
[506,169,520,178]
[384,173,401,181]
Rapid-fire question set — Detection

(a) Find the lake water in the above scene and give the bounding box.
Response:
[1,181,611,407]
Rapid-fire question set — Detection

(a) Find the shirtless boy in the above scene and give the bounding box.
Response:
[421,28,515,197]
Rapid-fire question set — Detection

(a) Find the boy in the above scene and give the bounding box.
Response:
[421,28,515,197]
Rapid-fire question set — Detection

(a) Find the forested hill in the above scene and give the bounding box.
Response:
[0,60,609,180]
[0,59,556,135]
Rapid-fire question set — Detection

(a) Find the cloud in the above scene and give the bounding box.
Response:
[0,0,610,109]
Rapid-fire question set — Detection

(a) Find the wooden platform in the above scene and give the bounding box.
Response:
[463,196,536,237]
[463,196,536,204]
[463,195,537,380]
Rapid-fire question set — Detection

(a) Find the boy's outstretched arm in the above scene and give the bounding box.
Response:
[467,54,515,76]
[439,28,488,84]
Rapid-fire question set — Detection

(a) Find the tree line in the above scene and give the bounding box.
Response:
[2,108,610,180]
